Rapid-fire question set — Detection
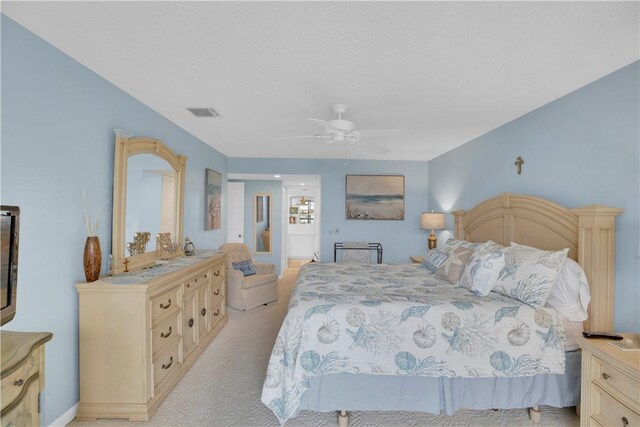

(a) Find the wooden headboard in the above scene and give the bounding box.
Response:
[452,193,622,332]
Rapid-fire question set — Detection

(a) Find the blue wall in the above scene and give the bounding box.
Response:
[228,159,430,263]
[428,61,640,333]
[0,15,228,424]
[231,180,283,273]
[3,11,638,424]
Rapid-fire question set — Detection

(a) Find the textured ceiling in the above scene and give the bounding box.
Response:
[3,1,638,161]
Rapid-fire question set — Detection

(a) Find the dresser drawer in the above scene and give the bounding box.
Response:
[588,416,605,427]
[590,383,639,427]
[151,312,180,356]
[153,340,181,389]
[1,351,39,409]
[211,279,223,299]
[151,286,181,324]
[210,297,224,328]
[1,373,40,426]
[184,270,209,294]
[592,355,640,406]
[211,264,224,283]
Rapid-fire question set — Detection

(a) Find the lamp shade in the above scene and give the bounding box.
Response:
[420,212,445,230]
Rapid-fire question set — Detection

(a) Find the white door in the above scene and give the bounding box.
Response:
[227,182,245,243]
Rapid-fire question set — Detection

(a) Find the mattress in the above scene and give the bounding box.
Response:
[262,263,568,423]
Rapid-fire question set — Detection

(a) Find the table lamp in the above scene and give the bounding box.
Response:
[421,212,445,250]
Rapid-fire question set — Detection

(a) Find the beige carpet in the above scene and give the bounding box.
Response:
[70,267,579,427]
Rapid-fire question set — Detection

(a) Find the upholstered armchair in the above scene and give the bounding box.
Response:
[218,242,278,311]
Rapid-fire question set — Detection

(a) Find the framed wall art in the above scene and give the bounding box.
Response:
[345,174,405,220]
[205,169,222,230]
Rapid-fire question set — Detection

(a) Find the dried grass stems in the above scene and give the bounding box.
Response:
[82,189,110,237]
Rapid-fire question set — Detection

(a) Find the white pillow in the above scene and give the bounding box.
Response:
[459,247,506,296]
[492,242,568,308]
[546,258,591,321]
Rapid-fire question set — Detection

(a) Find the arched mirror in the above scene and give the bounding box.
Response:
[112,129,187,274]
[254,193,271,253]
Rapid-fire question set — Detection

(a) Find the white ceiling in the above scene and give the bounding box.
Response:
[3,1,638,161]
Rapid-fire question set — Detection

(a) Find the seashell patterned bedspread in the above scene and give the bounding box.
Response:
[261,262,566,423]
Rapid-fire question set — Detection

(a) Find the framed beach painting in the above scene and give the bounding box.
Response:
[205,169,222,230]
[345,175,405,220]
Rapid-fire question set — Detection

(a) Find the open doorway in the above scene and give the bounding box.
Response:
[286,181,320,266]
[227,173,320,275]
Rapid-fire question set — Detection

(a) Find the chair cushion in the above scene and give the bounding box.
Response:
[219,242,254,269]
[232,260,257,277]
[242,272,278,289]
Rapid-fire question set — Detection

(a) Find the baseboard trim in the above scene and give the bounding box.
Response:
[50,402,78,426]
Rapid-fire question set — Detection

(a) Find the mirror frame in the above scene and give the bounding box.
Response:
[112,129,187,274]
[253,193,272,254]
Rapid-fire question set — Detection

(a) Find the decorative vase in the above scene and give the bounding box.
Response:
[83,236,102,282]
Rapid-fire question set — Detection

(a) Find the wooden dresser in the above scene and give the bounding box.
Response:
[578,333,640,427]
[75,251,226,421]
[1,331,52,427]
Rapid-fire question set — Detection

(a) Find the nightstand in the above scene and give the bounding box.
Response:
[577,333,640,427]
[410,255,424,263]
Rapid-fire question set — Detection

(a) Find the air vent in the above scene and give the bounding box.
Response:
[187,107,222,118]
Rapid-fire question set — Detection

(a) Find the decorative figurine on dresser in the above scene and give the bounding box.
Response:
[75,130,227,421]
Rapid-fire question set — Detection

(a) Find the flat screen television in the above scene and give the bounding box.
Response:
[1,206,19,326]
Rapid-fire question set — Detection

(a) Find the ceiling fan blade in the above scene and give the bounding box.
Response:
[308,118,333,133]
[357,129,406,137]
[269,135,331,140]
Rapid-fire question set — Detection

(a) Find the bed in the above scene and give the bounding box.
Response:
[262,193,622,425]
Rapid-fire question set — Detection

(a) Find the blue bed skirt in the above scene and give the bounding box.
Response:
[299,350,581,415]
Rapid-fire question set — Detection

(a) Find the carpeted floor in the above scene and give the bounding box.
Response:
[70,267,579,427]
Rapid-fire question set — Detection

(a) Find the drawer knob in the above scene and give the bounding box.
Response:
[213,270,220,277]
[213,309,220,316]
[602,372,610,380]
[188,318,194,328]
[160,326,172,338]
[201,308,206,316]
[213,289,220,296]
[160,299,172,309]
[162,356,173,370]
[622,416,628,426]
[13,379,24,387]
[195,278,198,283]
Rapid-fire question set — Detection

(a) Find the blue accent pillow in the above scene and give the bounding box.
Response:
[232,260,257,277]
[422,249,448,272]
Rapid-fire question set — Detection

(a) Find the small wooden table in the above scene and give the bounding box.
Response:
[410,255,424,263]
[1,330,53,427]
[576,333,639,427]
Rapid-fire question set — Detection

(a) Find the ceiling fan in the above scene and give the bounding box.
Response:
[271,104,405,155]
